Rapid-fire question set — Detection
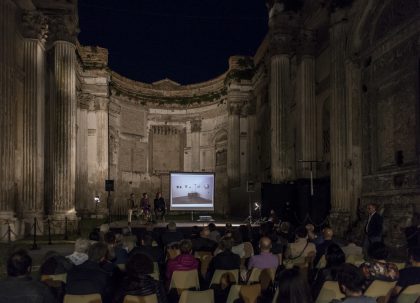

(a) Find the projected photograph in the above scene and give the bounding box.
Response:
[170,172,215,211]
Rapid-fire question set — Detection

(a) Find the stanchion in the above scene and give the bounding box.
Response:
[31,217,39,250]
[6,221,11,244]
[47,217,52,245]
[64,216,68,240]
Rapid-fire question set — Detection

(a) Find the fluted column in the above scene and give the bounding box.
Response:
[297,30,317,178]
[21,12,48,225]
[227,103,241,187]
[0,0,17,220]
[76,96,89,213]
[49,41,77,220]
[247,106,257,181]
[329,10,351,232]
[191,119,201,172]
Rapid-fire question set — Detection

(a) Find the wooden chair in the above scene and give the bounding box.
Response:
[63,293,102,303]
[169,270,200,294]
[209,269,239,287]
[150,262,159,280]
[239,284,261,303]
[117,264,126,271]
[179,289,214,303]
[397,284,420,303]
[315,281,345,303]
[200,254,213,278]
[226,285,242,303]
[345,254,365,266]
[41,273,67,283]
[123,294,158,303]
[395,262,406,270]
[316,255,327,269]
[195,251,212,259]
[247,268,262,284]
[364,280,397,299]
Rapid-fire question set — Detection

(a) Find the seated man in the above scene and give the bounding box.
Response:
[129,234,164,264]
[166,239,199,281]
[153,192,166,221]
[0,249,56,303]
[161,222,184,247]
[67,238,91,266]
[207,237,240,280]
[248,237,279,270]
[191,227,218,253]
[285,226,316,261]
[332,263,375,303]
[392,246,420,296]
[314,227,336,266]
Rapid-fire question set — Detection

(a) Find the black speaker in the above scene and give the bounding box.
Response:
[105,180,114,192]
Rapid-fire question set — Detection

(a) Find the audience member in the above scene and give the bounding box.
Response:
[278,221,295,243]
[130,234,164,264]
[392,246,420,296]
[161,222,184,246]
[207,237,240,280]
[40,251,73,276]
[231,229,246,258]
[114,253,167,303]
[114,235,136,265]
[248,237,279,270]
[404,213,420,250]
[305,224,317,242]
[0,249,57,303]
[314,227,335,266]
[276,267,313,303]
[190,226,201,239]
[208,222,221,242]
[104,231,117,261]
[333,263,375,303]
[363,203,383,256]
[360,242,399,285]
[67,238,91,265]
[166,239,199,281]
[191,227,217,253]
[285,226,316,261]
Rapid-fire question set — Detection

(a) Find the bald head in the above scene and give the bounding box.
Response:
[323,228,333,240]
[200,227,210,238]
[259,237,272,252]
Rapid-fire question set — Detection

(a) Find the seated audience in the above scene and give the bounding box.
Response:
[248,237,279,270]
[278,221,296,244]
[314,227,335,266]
[114,253,167,303]
[104,231,117,261]
[191,227,217,253]
[0,249,57,303]
[66,242,113,302]
[161,222,184,246]
[312,244,346,299]
[392,246,420,296]
[207,237,241,280]
[114,235,136,265]
[333,263,375,303]
[208,222,221,242]
[276,267,313,303]
[341,236,363,259]
[67,238,91,266]
[305,224,318,242]
[285,226,316,260]
[166,239,199,281]
[360,242,399,285]
[130,234,164,264]
[231,229,246,258]
[190,226,201,239]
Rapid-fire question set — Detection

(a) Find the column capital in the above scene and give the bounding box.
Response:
[228,102,243,116]
[297,29,317,57]
[21,11,48,43]
[269,11,299,55]
[190,119,202,133]
[47,14,78,44]
[94,97,109,111]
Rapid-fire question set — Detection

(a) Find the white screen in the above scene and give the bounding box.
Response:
[170,172,215,211]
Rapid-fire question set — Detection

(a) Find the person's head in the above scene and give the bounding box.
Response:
[259,237,272,253]
[208,222,216,232]
[337,264,366,296]
[104,231,116,245]
[368,242,388,260]
[219,237,234,252]
[156,192,161,199]
[305,224,315,233]
[367,203,378,215]
[323,227,334,240]
[270,209,276,215]
[89,230,100,242]
[179,239,193,254]
[200,227,210,238]
[167,221,177,231]
[7,250,32,277]
[232,229,243,245]
[143,192,148,198]
[280,221,290,233]
[142,234,153,246]
[408,246,420,265]
[123,236,136,252]
[276,267,313,303]
[88,242,109,262]
[99,224,110,234]
[325,244,346,268]
[126,253,154,276]
[74,238,90,254]
[295,226,308,239]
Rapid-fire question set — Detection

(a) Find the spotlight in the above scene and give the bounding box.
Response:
[254,202,261,211]
[94,196,100,204]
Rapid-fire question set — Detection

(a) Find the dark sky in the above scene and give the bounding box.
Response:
[78,0,268,85]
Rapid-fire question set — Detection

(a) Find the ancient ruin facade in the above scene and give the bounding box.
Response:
[0,0,419,247]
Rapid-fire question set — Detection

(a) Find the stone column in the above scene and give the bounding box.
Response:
[227,103,241,187]
[20,12,48,230]
[48,40,77,223]
[190,119,201,172]
[247,104,257,181]
[329,10,351,231]
[0,0,18,232]
[296,29,317,178]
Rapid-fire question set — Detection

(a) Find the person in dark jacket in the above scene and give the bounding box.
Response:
[113,253,167,303]
[207,237,240,281]
[363,203,383,256]
[0,249,57,303]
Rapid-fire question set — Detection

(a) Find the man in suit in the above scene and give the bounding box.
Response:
[363,203,383,256]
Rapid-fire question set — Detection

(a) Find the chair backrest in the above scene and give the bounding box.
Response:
[123,294,158,303]
[210,269,239,287]
[395,262,406,270]
[117,264,126,271]
[195,251,212,259]
[240,284,261,303]
[41,273,67,283]
[169,270,200,291]
[179,289,214,303]
[247,268,262,284]
[200,254,213,278]
[345,254,365,266]
[316,255,327,269]
[226,285,242,303]
[397,284,420,303]
[315,281,345,303]
[365,280,397,298]
[150,262,159,280]
[63,293,102,303]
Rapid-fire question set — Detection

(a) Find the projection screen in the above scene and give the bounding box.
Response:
[169,172,215,211]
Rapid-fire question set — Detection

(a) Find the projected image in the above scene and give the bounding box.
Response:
[170,172,215,211]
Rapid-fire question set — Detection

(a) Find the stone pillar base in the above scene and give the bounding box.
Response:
[0,212,24,242]
[22,212,45,236]
[50,212,79,235]
[328,210,351,237]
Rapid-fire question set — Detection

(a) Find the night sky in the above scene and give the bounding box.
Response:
[78,0,268,85]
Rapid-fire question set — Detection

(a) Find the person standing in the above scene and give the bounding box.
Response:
[140,193,151,221]
[363,203,383,256]
[154,192,166,221]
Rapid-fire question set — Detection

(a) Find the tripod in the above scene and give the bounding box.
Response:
[243,192,253,224]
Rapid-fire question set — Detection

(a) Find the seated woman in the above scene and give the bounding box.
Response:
[312,244,346,299]
[360,242,399,286]
[114,253,167,303]
[276,267,313,303]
